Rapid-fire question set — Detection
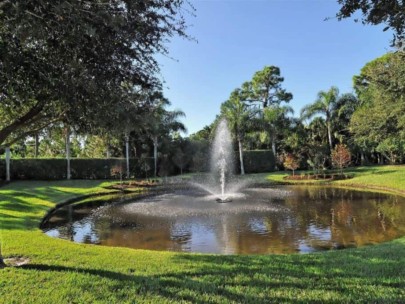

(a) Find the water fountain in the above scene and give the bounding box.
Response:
[192,119,246,202]
[210,119,235,201]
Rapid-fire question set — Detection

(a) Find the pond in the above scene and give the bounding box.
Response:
[41,186,405,254]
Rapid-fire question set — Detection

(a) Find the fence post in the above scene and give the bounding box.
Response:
[5,147,11,182]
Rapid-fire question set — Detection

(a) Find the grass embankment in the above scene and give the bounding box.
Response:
[1,166,405,303]
[262,165,405,195]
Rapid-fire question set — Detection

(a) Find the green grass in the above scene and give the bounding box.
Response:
[1,166,405,303]
[262,165,405,195]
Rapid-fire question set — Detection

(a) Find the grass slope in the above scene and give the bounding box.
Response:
[1,166,405,303]
[263,165,405,195]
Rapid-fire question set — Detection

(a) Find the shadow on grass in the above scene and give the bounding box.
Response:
[369,170,399,175]
[169,243,405,301]
[0,213,40,230]
[16,241,405,303]
[345,167,399,175]
[0,182,113,231]
[20,263,256,303]
[0,193,53,230]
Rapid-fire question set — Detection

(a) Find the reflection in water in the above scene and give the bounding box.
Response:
[42,186,405,254]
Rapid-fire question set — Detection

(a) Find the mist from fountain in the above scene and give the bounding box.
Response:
[191,119,248,202]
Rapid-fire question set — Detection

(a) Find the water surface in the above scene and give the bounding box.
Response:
[42,186,405,254]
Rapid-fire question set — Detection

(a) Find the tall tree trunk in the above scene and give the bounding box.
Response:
[105,134,111,158]
[153,136,158,177]
[66,127,71,180]
[327,121,333,152]
[360,152,366,165]
[125,133,130,178]
[271,139,276,160]
[271,130,277,169]
[238,137,245,175]
[34,133,39,158]
[5,147,11,182]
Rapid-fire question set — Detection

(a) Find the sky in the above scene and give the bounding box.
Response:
[157,0,393,135]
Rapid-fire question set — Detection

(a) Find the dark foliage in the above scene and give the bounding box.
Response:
[336,0,405,47]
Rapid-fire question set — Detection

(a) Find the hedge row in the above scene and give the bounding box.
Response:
[0,158,155,180]
[242,150,275,173]
[0,150,274,180]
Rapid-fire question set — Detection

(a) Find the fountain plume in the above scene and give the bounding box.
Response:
[210,119,235,198]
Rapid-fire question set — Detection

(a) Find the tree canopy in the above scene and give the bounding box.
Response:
[0,0,191,146]
[242,66,293,108]
[350,52,405,163]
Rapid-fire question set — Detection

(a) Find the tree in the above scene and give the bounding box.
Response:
[81,135,118,158]
[220,89,258,175]
[263,105,294,163]
[172,148,188,175]
[110,163,125,185]
[299,117,330,173]
[145,98,186,177]
[331,144,351,175]
[283,153,300,176]
[189,125,213,141]
[243,66,293,108]
[350,52,405,164]
[332,93,359,138]
[301,86,341,152]
[335,0,405,47]
[94,89,170,177]
[0,0,191,147]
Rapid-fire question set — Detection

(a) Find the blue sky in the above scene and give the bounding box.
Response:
[158,0,393,135]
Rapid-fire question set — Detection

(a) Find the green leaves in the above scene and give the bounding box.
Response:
[350,52,405,163]
[0,0,192,146]
[244,66,293,108]
[336,0,405,48]
[220,89,257,140]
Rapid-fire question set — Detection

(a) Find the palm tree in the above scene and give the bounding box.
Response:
[300,86,340,151]
[147,98,186,177]
[221,89,258,175]
[263,104,294,161]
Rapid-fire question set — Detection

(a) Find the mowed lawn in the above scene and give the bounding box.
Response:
[1,166,405,303]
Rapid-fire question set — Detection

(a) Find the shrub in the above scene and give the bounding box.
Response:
[331,144,352,175]
[283,153,300,176]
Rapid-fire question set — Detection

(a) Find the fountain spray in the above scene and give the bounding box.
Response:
[210,119,235,201]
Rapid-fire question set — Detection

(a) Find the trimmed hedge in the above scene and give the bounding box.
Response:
[0,158,154,180]
[243,150,275,173]
[0,150,274,180]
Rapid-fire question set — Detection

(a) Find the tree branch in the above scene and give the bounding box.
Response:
[0,101,45,146]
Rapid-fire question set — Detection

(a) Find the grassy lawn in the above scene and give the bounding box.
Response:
[1,166,405,303]
[261,165,405,195]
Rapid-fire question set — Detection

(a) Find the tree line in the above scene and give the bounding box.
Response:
[0,0,404,178]
[193,51,404,174]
